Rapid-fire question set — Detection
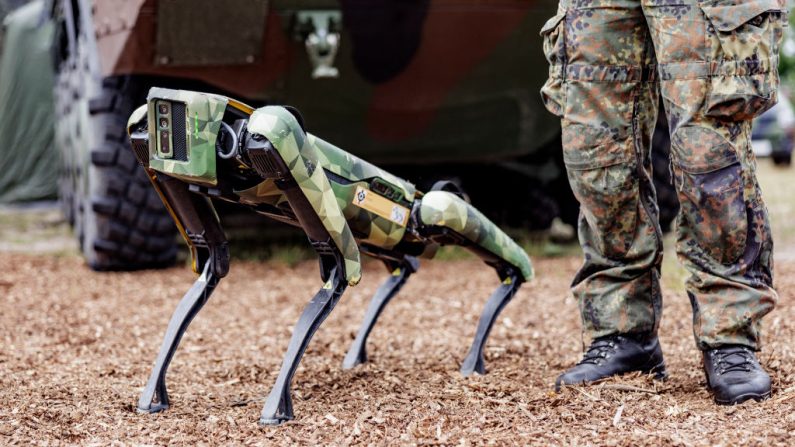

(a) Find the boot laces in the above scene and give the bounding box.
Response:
[714,347,756,375]
[578,336,620,366]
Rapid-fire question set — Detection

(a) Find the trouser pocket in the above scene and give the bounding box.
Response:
[699,0,788,120]
[539,11,567,117]
[563,123,638,259]
[672,125,748,264]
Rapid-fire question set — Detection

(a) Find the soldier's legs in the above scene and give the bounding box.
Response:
[644,0,781,403]
[541,0,663,340]
[644,0,779,351]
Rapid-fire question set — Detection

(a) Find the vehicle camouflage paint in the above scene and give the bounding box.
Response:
[128,88,533,424]
[96,0,561,163]
[40,0,571,271]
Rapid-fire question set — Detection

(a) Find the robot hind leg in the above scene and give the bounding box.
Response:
[414,190,533,376]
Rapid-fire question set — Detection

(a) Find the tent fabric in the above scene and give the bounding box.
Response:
[0,0,56,203]
[0,0,32,48]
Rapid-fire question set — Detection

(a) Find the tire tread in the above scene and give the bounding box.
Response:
[60,75,177,271]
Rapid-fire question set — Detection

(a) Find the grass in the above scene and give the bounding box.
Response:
[756,159,795,252]
[661,233,689,293]
[0,204,77,255]
[227,232,316,267]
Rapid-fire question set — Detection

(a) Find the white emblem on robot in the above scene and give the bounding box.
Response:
[390,206,406,225]
[351,185,409,226]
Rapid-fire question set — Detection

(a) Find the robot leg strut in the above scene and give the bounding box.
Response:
[342,256,420,369]
[137,174,230,413]
[259,264,348,425]
[459,271,522,376]
[243,131,357,426]
[417,190,532,376]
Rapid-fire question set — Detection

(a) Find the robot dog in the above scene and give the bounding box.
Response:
[128,88,533,425]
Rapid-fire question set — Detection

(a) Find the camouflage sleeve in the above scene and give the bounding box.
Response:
[248,106,362,286]
[418,191,534,281]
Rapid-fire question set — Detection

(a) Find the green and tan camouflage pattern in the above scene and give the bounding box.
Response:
[136,88,534,289]
[309,136,413,249]
[128,104,148,130]
[235,125,417,251]
[145,87,228,186]
[540,0,783,350]
[247,106,363,285]
[419,191,534,281]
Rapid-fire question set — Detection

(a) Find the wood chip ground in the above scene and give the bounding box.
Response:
[2,253,794,445]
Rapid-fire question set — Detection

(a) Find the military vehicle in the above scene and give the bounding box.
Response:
[6,0,676,270]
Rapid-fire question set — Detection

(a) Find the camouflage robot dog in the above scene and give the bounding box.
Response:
[128,88,534,425]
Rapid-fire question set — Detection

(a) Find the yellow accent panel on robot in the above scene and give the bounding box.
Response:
[351,186,410,227]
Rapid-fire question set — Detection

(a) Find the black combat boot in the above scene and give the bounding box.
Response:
[703,345,771,405]
[555,334,667,391]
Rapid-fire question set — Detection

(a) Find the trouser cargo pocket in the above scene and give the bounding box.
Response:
[539,12,567,117]
[699,0,788,120]
[563,122,638,259]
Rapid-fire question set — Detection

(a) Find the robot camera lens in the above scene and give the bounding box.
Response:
[160,118,169,128]
[159,104,169,114]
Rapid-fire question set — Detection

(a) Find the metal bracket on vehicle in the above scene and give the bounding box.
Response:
[295,11,342,79]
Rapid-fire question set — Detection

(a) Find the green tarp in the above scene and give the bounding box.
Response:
[0,0,31,49]
[0,0,56,203]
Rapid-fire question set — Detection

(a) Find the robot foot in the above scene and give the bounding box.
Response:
[137,261,220,413]
[259,266,347,426]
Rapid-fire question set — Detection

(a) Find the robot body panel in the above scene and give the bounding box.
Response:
[144,88,229,186]
[248,106,363,285]
[419,191,534,281]
[308,134,416,203]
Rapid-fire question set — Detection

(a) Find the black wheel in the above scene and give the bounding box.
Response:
[772,152,792,166]
[55,71,178,270]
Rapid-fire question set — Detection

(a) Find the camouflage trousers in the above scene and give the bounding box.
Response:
[540,0,785,350]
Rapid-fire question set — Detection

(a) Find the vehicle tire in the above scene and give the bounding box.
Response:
[55,73,178,270]
[772,152,792,166]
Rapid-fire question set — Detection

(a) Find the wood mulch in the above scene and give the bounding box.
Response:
[1,253,794,445]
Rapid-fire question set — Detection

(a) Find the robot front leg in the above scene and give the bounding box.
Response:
[342,256,420,369]
[137,174,230,413]
[259,262,347,425]
[242,128,360,425]
[137,261,219,413]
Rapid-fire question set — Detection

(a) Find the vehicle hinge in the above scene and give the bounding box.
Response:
[295,11,342,79]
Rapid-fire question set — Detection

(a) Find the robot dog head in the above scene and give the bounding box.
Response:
[127,88,230,185]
